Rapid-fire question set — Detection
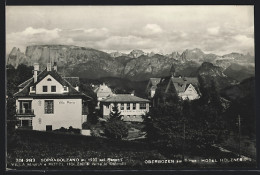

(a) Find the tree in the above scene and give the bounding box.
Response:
[104,104,128,140]
[109,103,122,121]
[104,120,128,140]
[142,94,185,155]
[143,77,228,157]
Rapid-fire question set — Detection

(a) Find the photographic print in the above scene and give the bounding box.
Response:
[6,5,256,170]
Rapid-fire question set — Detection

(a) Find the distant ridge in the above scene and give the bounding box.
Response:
[7,45,254,82]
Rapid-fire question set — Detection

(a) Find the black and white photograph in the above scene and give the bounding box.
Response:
[5,5,256,170]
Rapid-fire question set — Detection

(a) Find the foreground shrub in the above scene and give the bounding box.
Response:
[104,120,128,140]
[54,126,80,134]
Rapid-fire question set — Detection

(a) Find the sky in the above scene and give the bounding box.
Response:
[6,6,254,55]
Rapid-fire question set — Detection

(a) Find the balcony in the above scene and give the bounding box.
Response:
[17,126,33,130]
[15,109,35,117]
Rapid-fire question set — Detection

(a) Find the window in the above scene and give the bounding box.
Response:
[127,103,130,110]
[133,103,136,110]
[30,86,35,91]
[46,125,52,131]
[44,100,54,114]
[51,86,56,92]
[20,101,32,114]
[47,78,52,81]
[120,103,124,110]
[21,120,32,126]
[43,86,47,92]
[140,103,146,110]
[64,86,68,91]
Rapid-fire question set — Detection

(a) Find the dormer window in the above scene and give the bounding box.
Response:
[47,78,52,81]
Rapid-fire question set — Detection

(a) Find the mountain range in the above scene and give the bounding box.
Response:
[7,45,255,82]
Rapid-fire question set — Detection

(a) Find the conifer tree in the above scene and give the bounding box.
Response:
[104,103,128,140]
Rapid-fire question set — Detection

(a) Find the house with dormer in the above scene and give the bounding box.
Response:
[165,76,200,100]
[14,62,92,131]
[148,65,200,106]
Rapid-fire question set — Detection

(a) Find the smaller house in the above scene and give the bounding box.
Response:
[165,76,200,100]
[153,76,200,106]
[100,94,150,122]
[146,78,161,99]
[93,83,114,108]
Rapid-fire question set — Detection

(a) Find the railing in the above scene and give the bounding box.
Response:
[16,109,35,116]
[17,126,33,130]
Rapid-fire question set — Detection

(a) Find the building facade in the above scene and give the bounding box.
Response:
[93,83,114,108]
[148,64,200,103]
[100,94,150,122]
[165,76,200,100]
[152,75,200,107]
[14,63,91,131]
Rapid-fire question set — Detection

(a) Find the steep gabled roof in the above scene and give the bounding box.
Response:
[94,84,113,98]
[146,78,161,93]
[162,76,199,93]
[17,78,33,88]
[149,78,161,86]
[169,77,199,93]
[101,94,149,103]
[63,77,79,87]
[14,70,92,100]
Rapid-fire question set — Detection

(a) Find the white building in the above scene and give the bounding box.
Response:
[100,94,150,122]
[14,63,92,131]
[93,83,114,108]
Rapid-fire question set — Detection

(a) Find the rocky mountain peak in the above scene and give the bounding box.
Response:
[180,48,205,62]
[9,47,18,56]
[198,62,225,77]
[110,51,126,58]
[6,45,254,82]
[129,50,145,58]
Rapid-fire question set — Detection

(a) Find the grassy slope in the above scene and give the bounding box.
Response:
[7,130,164,170]
[7,130,256,170]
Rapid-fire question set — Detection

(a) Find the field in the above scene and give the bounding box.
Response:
[6,130,256,170]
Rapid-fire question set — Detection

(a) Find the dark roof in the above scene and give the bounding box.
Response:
[14,70,92,100]
[149,78,161,86]
[63,77,79,87]
[18,78,33,88]
[155,76,199,95]
[101,94,149,103]
[169,77,199,93]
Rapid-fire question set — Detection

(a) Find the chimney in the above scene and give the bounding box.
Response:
[47,63,52,71]
[53,62,57,71]
[33,63,39,83]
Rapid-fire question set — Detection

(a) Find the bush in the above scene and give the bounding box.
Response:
[54,126,81,134]
[104,120,128,140]
[82,122,91,129]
